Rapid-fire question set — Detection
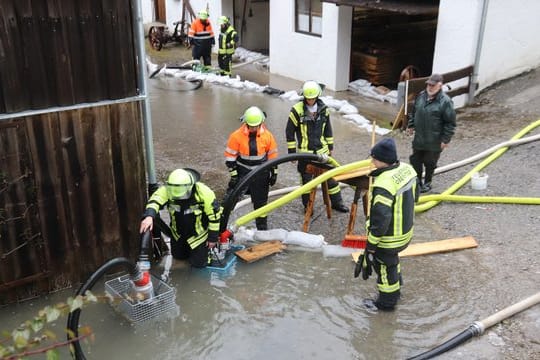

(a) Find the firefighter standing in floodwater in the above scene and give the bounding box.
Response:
[286,81,349,213]
[355,138,419,311]
[224,106,278,230]
[188,10,215,66]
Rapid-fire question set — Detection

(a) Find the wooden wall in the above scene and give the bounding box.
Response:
[0,0,147,303]
[0,0,138,113]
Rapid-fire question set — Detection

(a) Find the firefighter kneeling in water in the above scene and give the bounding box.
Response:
[139,168,222,268]
[355,138,419,311]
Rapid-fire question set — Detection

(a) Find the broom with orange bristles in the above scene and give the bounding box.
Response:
[341,121,376,248]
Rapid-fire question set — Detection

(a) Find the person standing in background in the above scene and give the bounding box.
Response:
[188,10,215,66]
[407,73,456,193]
[217,16,238,76]
[286,81,349,213]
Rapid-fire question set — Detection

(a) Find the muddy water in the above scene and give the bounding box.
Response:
[0,73,504,359]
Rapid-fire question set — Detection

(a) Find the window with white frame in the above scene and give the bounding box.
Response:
[296,0,322,36]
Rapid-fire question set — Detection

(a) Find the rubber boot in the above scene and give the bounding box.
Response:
[256,217,268,231]
[330,192,349,213]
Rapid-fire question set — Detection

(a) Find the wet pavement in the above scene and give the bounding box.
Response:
[1,51,539,359]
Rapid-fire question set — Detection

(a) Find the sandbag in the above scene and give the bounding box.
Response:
[284,231,326,248]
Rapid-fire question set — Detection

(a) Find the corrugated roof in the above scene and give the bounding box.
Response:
[322,0,439,16]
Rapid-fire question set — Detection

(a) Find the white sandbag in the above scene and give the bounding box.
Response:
[232,226,255,243]
[284,231,326,248]
[322,244,357,257]
[254,228,288,242]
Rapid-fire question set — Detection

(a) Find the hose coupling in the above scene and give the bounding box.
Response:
[470,321,484,336]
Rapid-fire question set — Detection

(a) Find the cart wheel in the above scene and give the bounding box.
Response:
[148,26,163,51]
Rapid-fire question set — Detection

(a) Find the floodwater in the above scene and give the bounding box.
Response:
[0,70,503,359]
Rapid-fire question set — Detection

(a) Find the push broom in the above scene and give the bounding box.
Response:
[341,121,376,248]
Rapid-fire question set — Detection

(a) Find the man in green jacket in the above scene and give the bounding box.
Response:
[407,73,456,193]
[355,138,419,311]
[139,168,222,268]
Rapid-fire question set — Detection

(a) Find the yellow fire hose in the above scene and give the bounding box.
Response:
[415,119,540,213]
[231,159,372,231]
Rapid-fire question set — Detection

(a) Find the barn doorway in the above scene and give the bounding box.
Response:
[349,1,440,87]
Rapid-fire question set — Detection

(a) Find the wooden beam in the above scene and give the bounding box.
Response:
[352,236,478,262]
[235,240,287,263]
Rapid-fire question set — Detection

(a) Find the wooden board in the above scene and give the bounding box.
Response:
[352,236,478,262]
[235,240,287,263]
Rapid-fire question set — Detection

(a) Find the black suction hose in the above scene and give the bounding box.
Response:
[67,257,138,360]
[406,325,480,360]
[220,153,333,232]
[408,292,540,359]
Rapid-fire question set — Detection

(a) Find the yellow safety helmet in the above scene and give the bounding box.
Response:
[302,81,322,99]
[241,106,265,127]
[166,169,195,200]
[198,10,209,20]
[218,16,229,25]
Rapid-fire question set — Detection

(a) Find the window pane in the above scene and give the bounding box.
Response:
[297,0,309,15]
[298,13,310,32]
[312,15,322,35]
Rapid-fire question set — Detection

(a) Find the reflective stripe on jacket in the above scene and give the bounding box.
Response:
[224,124,278,171]
[188,19,215,47]
[144,182,221,249]
[285,99,334,154]
[367,162,418,251]
[218,25,238,55]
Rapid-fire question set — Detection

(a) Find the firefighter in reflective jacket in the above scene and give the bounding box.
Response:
[286,81,349,213]
[217,16,238,76]
[188,10,215,66]
[140,168,222,268]
[354,138,419,311]
[224,106,278,230]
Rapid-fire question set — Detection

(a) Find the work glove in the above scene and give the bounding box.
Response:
[354,249,375,280]
[228,167,239,189]
[269,167,278,186]
[228,175,238,189]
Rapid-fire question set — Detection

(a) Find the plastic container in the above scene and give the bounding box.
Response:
[471,172,489,190]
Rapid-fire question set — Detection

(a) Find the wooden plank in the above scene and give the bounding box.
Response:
[235,240,286,263]
[333,167,373,182]
[352,236,478,262]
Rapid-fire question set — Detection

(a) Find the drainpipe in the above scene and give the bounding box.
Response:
[468,0,490,105]
[132,0,158,195]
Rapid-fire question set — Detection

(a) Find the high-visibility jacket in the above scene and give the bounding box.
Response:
[218,25,238,55]
[286,99,334,155]
[143,182,222,249]
[188,19,215,49]
[224,124,278,172]
[367,162,418,252]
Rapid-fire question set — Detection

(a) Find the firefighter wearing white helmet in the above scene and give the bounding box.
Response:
[285,81,349,213]
[217,15,238,76]
[188,9,215,66]
[140,168,222,268]
[224,106,278,230]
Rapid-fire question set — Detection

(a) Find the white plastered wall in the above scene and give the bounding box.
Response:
[434,0,540,107]
[269,1,352,91]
